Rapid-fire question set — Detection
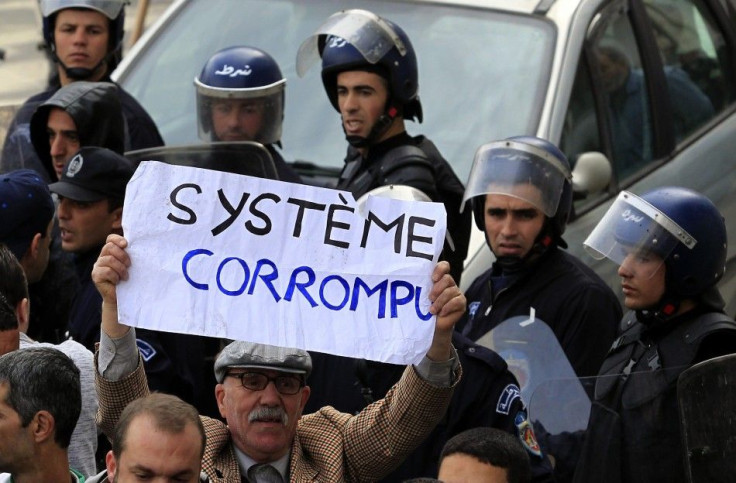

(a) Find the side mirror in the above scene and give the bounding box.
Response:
[572,151,612,196]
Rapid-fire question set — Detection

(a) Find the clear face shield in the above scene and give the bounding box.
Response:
[296,9,406,77]
[462,140,571,217]
[583,191,696,279]
[40,0,127,19]
[194,79,285,144]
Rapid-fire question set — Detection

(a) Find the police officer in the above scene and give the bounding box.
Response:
[457,136,622,379]
[194,46,301,183]
[1,0,163,180]
[296,9,470,282]
[574,187,736,483]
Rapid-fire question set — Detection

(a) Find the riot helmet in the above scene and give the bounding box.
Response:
[463,136,573,249]
[297,9,422,147]
[40,0,127,80]
[584,187,726,299]
[195,46,285,145]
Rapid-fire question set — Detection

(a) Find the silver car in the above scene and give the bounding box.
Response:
[113,0,736,313]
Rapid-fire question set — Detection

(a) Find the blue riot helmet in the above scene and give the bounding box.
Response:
[40,0,127,80]
[584,188,726,298]
[296,10,421,146]
[194,46,286,144]
[463,136,573,248]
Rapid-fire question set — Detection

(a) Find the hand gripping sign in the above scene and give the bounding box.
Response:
[118,161,447,365]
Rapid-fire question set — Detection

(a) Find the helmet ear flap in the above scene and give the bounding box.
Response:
[472,196,485,231]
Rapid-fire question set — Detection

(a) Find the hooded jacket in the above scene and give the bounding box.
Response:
[29,81,125,180]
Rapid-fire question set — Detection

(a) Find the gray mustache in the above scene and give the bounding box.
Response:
[249,406,288,425]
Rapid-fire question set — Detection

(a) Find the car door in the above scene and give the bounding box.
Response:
[560,0,736,312]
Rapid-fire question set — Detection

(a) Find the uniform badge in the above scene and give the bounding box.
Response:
[515,410,542,457]
[496,383,521,415]
[136,339,158,361]
[468,301,480,319]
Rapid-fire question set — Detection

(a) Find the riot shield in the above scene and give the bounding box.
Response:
[125,141,279,180]
[678,353,736,483]
[477,316,592,482]
[476,314,591,426]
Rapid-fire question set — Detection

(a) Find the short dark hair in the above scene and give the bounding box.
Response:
[113,393,206,460]
[440,427,531,483]
[0,347,81,448]
[0,244,27,330]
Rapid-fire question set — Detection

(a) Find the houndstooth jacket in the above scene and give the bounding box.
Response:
[96,355,458,482]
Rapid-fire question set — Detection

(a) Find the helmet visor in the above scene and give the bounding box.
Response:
[196,89,284,144]
[462,140,571,217]
[296,9,406,77]
[583,191,696,278]
[40,0,126,19]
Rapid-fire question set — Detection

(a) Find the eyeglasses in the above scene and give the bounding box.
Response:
[226,371,304,395]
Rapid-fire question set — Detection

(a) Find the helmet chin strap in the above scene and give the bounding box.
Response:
[344,105,399,148]
[52,46,110,81]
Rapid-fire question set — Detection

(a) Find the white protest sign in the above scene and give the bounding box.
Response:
[118,161,447,365]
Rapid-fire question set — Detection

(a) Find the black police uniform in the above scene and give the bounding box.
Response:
[306,332,553,482]
[335,132,470,284]
[573,294,736,483]
[1,79,163,180]
[457,246,622,378]
[264,144,302,184]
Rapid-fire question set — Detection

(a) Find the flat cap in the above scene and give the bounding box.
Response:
[214,340,312,383]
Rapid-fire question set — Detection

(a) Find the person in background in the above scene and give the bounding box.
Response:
[88,393,206,483]
[0,244,98,478]
[438,427,531,483]
[195,46,301,183]
[1,0,163,177]
[574,187,736,483]
[297,8,469,283]
[456,136,621,379]
[0,347,83,482]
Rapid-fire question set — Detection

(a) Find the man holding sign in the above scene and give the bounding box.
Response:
[92,233,464,482]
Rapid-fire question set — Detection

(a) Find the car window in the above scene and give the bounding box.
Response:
[561,2,654,194]
[115,0,555,184]
[644,0,734,121]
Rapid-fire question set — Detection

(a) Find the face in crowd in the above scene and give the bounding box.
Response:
[54,8,110,83]
[483,184,547,260]
[336,70,400,144]
[106,413,203,483]
[210,99,266,142]
[617,249,666,310]
[216,368,311,462]
[46,107,80,180]
[57,198,122,254]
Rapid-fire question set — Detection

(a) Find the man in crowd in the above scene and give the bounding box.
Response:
[438,427,531,483]
[0,347,83,482]
[0,243,98,479]
[574,187,736,482]
[195,46,301,183]
[30,81,125,181]
[1,0,162,177]
[0,170,55,286]
[93,233,465,481]
[297,9,469,283]
[456,136,621,379]
[88,393,206,482]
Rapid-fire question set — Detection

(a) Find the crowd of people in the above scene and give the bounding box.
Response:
[0,1,734,482]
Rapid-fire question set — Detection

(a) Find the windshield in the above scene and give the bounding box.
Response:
[115,0,554,182]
